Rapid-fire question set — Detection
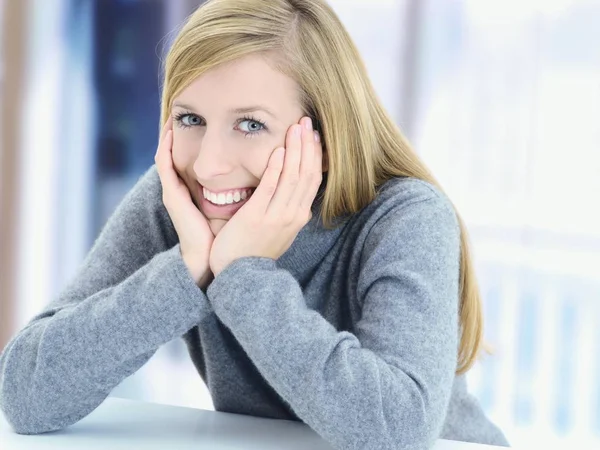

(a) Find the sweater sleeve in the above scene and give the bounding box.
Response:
[0,165,212,435]
[205,195,461,450]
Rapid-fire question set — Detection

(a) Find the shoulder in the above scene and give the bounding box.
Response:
[121,164,163,210]
[378,176,452,208]
[109,164,176,245]
[138,164,161,193]
[356,177,460,237]
[352,177,462,309]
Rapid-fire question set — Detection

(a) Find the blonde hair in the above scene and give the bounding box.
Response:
[160,0,485,374]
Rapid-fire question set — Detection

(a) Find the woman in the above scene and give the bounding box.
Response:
[0,0,509,449]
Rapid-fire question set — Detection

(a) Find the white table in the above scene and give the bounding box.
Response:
[0,397,504,449]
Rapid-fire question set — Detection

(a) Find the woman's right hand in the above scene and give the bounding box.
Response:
[155,119,215,289]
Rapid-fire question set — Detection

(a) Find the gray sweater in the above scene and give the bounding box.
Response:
[0,165,509,449]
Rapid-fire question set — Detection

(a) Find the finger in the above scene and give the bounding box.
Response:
[268,122,303,212]
[155,125,202,219]
[155,129,178,195]
[298,119,315,177]
[249,146,286,214]
[299,130,323,212]
[289,121,318,211]
[156,120,172,156]
[155,125,173,171]
[155,120,172,172]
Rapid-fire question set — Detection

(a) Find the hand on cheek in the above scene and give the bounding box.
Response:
[155,119,215,288]
[208,116,323,277]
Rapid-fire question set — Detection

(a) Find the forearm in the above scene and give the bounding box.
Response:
[207,258,457,450]
[0,245,211,434]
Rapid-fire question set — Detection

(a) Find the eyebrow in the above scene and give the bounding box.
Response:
[173,101,277,119]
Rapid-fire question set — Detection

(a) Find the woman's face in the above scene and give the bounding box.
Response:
[170,53,305,233]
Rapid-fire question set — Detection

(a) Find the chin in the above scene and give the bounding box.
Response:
[208,218,229,236]
[206,214,232,221]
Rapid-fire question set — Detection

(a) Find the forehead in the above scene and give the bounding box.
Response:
[174,53,301,114]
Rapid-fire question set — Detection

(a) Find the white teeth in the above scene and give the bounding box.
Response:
[203,187,253,206]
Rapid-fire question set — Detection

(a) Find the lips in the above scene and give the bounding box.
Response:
[202,187,255,206]
[203,186,255,194]
[197,183,253,217]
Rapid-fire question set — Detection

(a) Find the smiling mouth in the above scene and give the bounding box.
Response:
[201,186,255,207]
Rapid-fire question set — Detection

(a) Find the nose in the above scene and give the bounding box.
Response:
[192,128,234,179]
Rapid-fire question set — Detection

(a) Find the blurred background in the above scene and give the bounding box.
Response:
[1,0,599,448]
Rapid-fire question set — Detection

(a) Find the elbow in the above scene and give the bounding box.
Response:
[382,409,439,450]
[404,415,439,450]
[0,343,68,434]
[383,379,446,450]
[1,361,107,435]
[1,384,76,435]
[3,415,68,436]
[1,406,61,435]
[0,377,66,435]
[392,409,436,450]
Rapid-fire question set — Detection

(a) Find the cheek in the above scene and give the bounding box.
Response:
[171,132,197,169]
[241,146,274,180]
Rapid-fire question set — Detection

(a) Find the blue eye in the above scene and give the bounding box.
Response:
[174,113,202,129]
[237,118,266,137]
[172,112,268,137]
[182,115,201,126]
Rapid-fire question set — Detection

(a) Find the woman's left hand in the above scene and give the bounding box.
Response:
[209,117,323,277]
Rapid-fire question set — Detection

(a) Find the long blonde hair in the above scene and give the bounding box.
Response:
[160,0,484,374]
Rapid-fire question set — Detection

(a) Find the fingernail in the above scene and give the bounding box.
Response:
[314,131,320,142]
[294,125,301,137]
[304,117,312,130]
